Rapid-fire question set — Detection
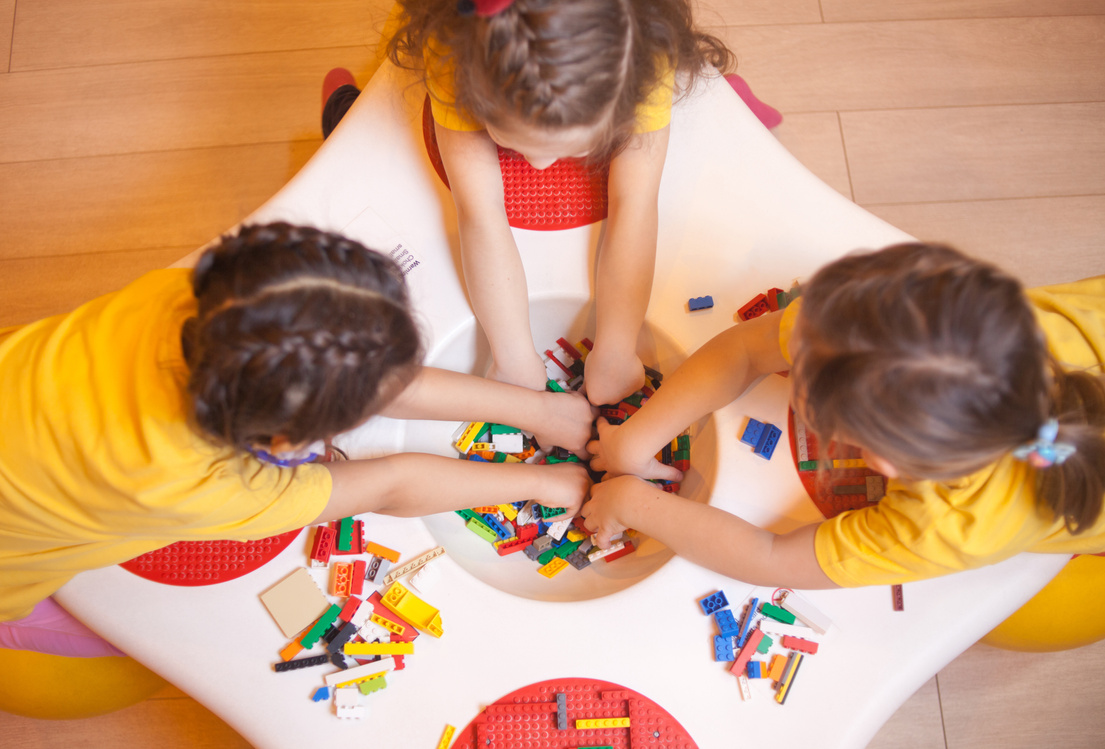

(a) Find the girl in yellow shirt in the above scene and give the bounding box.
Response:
[582,242,1105,589]
[380,0,733,406]
[0,223,594,650]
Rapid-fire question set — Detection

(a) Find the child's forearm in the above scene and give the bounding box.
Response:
[318,454,586,523]
[594,478,835,589]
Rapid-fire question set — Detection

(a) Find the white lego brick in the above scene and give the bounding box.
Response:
[757,620,820,642]
[546,517,572,541]
[380,545,446,587]
[410,560,442,595]
[323,656,395,687]
[587,540,626,562]
[779,590,832,635]
[334,687,366,719]
[491,432,524,453]
[794,421,809,462]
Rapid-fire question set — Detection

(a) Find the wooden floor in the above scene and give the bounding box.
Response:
[2,0,1104,746]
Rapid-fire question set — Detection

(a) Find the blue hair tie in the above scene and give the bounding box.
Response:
[1012,418,1076,469]
[250,447,322,468]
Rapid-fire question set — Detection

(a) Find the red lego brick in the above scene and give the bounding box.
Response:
[729,629,765,676]
[351,560,366,596]
[782,635,819,654]
[310,526,335,565]
[338,595,363,624]
[602,539,636,563]
[766,287,785,311]
[739,293,771,321]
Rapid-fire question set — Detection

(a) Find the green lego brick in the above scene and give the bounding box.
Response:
[492,451,508,463]
[466,516,499,543]
[537,504,567,520]
[489,423,520,435]
[455,509,479,523]
[537,548,557,565]
[337,517,354,552]
[301,604,341,649]
[545,379,565,393]
[677,434,690,452]
[672,449,690,462]
[757,634,773,653]
[798,460,821,471]
[554,538,584,559]
[760,603,796,624]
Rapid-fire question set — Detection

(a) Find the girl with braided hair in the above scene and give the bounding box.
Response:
[582,243,1105,588]
[328,0,733,407]
[0,222,593,654]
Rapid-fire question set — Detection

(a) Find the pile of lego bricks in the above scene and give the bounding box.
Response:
[451,337,689,579]
[700,588,831,705]
[259,518,448,719]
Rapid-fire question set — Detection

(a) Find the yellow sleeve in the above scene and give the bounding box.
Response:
[813,458,1057,587]
[425,42,485,132]
[634,66,675,133]
[1027,275,1105,373]
[778,297,803,366]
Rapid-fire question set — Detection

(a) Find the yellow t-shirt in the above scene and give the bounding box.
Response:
[776,277,1105,587]
[0,270,332,621]
[425,48,674,134]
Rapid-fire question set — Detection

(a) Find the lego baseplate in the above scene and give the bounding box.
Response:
[788,407,887,519]
[451,677,698,749]
[422,99,609,231]
[119,528,302,586]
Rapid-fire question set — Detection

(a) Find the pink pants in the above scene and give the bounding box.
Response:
[0,597,126,657]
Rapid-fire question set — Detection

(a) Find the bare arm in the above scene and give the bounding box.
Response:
[588,310,790,478]
[380,366,596,453]
[581,475,836,589]
[584,127,670,406]
[436,124,547,390]
[315,454,590,524]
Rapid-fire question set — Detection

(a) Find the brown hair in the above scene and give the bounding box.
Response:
[387,0,733,159]
[792,242,1105,532]
[182,223,423,451]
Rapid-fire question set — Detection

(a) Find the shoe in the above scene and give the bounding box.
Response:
[725,74,783,130]
[323,68,356,111]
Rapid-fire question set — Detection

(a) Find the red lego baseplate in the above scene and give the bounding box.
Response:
[788,407,887,519]
[421,99,610,231]
[119,528,302,586]
[451,677,698,749]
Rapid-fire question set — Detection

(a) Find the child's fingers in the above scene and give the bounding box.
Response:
[643,459,684,483]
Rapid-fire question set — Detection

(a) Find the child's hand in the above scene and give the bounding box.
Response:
[582,345,645,406]
[580,474,648,550]
[587,418,684,482]
[488,350,548,392]
[533,391,599,456]
[537,463,593,517]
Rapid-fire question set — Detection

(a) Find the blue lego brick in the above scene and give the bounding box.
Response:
[312,686,331,702]
[688,295,714,311]
[698,590,729,615]
[740,418,765,447]
[747,661,762,679]
[714,635,737,662]
[714,609,741,638]
[754,423,782,460]
[737,597,759,647]
[482,513,512,540]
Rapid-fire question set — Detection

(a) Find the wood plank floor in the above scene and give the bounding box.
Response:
[1,0,1103,746]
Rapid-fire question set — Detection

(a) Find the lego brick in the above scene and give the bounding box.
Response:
[279,640,304,662]
[260,567,330,639]
[491,432,525,453]
[338,595,363,624]
[698,590,730,615]
[740,418,764,448]
[366,556,392,583]
[274,654,330,673]
[759,602,796,625]
[334,686,365,719]
[757,620,821,642]
[728,629,764,677]
[329,562,353,597]
[757,634,773,653]
[892,584,905,612]
[782,635,819,654]
[753,423,781,460]
[369,613,405,638]
[337,517,354,552]
[688,295,714,311]
[311,686,330,702]
[576,717,630,729]
[300,604,342,649]
[380,582,444,637]
[867,475,886,502]
[737,596,760,647]
[737,673,752,701]
[768,654,788,682]
[714,635,737,661]
[363,541,400,563]
[747,661,762,679]
[832,458,867,469]
[310,526,335,566]
[453,421,487,453]
[351,560,366,596]
[557,692,568,730]
[358,675,387,695]
[325,621,359,654]
[775,652,804,704]
[602,539,636,563]
[324,656,396,687]
[739,293,770,321]
[436,725,456,749]
[714,608,740,638]
[538,557,569,578]
[380,546,447,587]
[587,540,626,562]
[465,516,499,543]
[779,590,832,634]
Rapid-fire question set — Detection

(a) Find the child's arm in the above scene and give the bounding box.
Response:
[588,310,789,478]
[316,456,590,524]
[434,124,548,391]
[379,366,597,454]
[582,475,837,589]
[584,127,669,407]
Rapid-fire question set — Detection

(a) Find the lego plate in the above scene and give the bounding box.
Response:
[787,407,887,519]
[119,528,303,586]
[451,677,698,749]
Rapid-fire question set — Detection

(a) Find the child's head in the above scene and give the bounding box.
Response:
[390,0,732,161]
[792,242,1105,530]
[182,223,422,453]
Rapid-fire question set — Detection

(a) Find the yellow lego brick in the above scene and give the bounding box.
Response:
[344,641,415,656]
[502,454,522,463]
[470,442,493,452]
[381,582,444,637]
[832,458,867,469]
[454,421,486,453]
[566,528,587,542]
[575,717,631,729]
[538,557,569,578]
[436,725,456,749]
[369,613,406,636]
[498,504,518,521]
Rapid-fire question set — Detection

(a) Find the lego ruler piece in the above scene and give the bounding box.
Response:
[119,528,303,586]
[451,677,699,749]
[787,408,887,519]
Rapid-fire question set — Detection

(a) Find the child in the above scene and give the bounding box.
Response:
[581,243,1105,589]
[0,222,594,652]
[380,0,732,404]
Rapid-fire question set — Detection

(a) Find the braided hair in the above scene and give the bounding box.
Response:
[388,0,733,159]
[792,243,1105,532]
[182,223,423,451]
